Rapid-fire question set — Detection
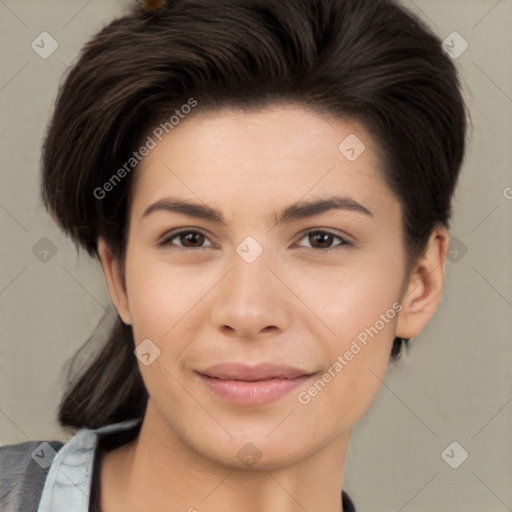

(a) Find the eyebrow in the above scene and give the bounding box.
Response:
[140,195,373,226]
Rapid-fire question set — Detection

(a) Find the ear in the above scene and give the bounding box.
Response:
[395,224,450,340]
[97,237,132,325]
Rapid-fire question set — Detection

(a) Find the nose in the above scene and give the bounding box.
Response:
[209,240,291,339]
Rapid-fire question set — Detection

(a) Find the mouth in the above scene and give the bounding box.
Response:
[197,361,314,381]
[195,362,317,406]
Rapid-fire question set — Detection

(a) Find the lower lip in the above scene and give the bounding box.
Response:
[197,373,313,406]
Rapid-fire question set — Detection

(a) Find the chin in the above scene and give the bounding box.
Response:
[196,426,319,470]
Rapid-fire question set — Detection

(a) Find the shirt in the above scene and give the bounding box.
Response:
[0,417,357,511]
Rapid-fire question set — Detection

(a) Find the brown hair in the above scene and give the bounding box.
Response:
[41,0,468,431]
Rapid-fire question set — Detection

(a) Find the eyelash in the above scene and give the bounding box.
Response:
[158,228,353,252]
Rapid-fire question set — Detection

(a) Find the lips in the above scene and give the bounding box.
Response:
[196,362,316,406]
[197,362,313,381]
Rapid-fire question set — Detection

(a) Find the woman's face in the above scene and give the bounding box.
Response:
[103,103,422,469]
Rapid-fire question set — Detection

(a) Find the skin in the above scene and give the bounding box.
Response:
[97,103,449,512]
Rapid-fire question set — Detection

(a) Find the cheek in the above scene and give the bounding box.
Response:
[125,268,168,336]
[299,257,402,419]
[124,253,205,339]
[299,319,396,433]
[294,253,403,334]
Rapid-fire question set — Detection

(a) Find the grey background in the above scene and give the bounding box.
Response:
[0,1,511,511]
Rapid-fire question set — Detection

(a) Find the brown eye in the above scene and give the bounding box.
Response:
[159,230,212,249]
[179,232,206,247]
[309,232,334,249]
[297,230,352,251]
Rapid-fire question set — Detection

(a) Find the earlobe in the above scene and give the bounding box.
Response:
[97,237,132,325]
[395,225,450,340]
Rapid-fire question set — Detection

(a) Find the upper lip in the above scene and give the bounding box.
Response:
[197,362,314,381]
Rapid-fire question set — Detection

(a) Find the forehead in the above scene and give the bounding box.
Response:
[129,103,397,226]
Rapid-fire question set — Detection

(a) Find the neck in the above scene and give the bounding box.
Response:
[100,400,350,512]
